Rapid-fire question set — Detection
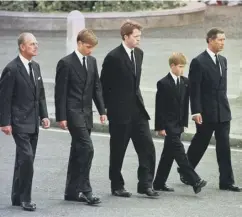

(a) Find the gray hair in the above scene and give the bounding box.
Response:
[17,32,33,50]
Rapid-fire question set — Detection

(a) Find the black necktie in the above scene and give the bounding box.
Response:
[131,50,136,75]
[215,54,221,76]
[28,62,35,86]
[176,77,180,93]
[82,56,87,73]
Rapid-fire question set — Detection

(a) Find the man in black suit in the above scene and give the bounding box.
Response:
[177,28,241,192]
[100,20,158,198]
[153,53,207,194]
[55,29,106,205]
[0,33,50,211]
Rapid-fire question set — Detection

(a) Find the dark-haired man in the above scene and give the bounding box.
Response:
[177,28,241,192]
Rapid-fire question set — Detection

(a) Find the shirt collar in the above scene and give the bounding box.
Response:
[170,71,179,83]
[19,54,31,66]
[75,49,85,61]
[206,48,217,59]
[122,41,134,55]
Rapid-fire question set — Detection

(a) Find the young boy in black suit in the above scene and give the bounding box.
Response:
[153,52,207,194]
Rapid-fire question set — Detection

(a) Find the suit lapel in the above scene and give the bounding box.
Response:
[204,51,221,77]
[217,54,225,78]
[120,44,136,77]
[71,52,86,82]
[32,62,39,97]
[179,77,185,102]
[134,49,141,88]
[16,56,35,96]
[167,73,180,102]
[84,56,93,92]
[203,51,222,89]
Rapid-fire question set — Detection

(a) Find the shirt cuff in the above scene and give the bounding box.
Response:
[191,113,200,117]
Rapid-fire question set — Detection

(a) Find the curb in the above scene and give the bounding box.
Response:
[0,2,206,31]
[48,117,242,149]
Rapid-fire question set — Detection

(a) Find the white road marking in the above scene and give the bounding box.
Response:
[40,128,242,153]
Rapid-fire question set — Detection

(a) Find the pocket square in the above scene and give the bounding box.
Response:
[38,77,41,80]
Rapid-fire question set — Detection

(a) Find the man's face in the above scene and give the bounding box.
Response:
[124,29,141,48]
[78,42,95,56]
[171,64,185,77]
[20,34,38,57]
[210,33,225,53]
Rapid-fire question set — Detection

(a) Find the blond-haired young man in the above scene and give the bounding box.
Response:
[55,29,106,205]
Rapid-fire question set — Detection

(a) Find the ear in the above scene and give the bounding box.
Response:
[208,37,214,44]
[19,44,25,52]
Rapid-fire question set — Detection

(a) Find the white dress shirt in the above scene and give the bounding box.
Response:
[75,49,88,70]
[122,42,136,74]
[169,71,180,84]
[122,41,135,61]
[206,48,222,75]
[19,54,32,75]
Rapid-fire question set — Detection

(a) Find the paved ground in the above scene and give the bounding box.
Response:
[0,5,241,138]
[0,129,242,217]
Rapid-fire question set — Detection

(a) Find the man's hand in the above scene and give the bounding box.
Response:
[58,120,68,130]
[192,114,203,125]
[158,130,167,137]
[1,125,12,135]
[100,115,107,124]
[42,118,50,129]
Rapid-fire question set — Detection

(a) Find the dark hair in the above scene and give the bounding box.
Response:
[206,28,224,43]
[120,19,142,40]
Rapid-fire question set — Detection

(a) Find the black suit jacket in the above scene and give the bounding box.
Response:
[155,73,189,134]
[0,56,48,133]
[189,50,231,123]
[100,44,150,123]
[55,52,105,129]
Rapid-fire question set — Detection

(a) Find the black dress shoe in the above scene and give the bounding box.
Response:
[138,188,159,197]
[112,188,132,197]
[219,184,241,192]
[64,195,86,202]
[79,192,101,205]
[154,184,174,192]
[193,180,207,194]
[21,202,36,211]
[177,168,191,185]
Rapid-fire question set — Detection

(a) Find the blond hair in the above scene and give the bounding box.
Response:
[77,28,98,46]
[169,52,187,66]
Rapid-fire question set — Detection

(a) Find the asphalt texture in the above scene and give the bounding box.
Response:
[0,128,242,217]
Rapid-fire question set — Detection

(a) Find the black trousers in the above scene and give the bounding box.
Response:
[186,121,234,186]
[12,132,38,204]
[65,126,93,197]
[109,106,156,191]
[153,133,200,187]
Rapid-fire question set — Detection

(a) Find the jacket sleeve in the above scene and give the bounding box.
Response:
[183,79,189,127]
[55,59,69,122]
[0,67,15,126]
[100,54,114,108]
[188,58,203,115]
[93,58,106,115]
[155,81,166,131]
[37,64,48,120]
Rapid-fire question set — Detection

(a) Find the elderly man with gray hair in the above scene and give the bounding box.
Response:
[0,32,49,211]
